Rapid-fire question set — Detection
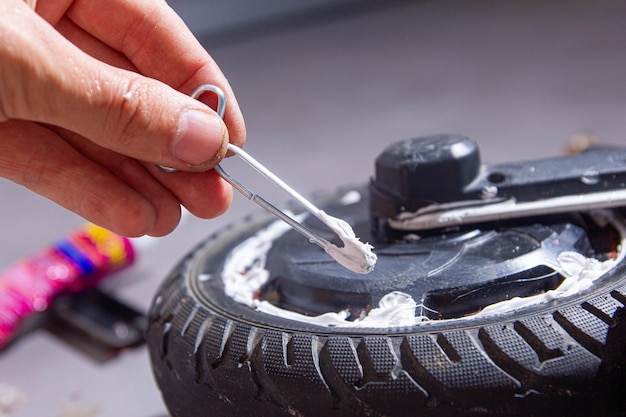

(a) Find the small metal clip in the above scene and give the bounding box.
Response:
[161,84,376,274]
[157,84,225,173]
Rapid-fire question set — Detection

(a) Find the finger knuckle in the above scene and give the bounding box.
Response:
[104,77,160,157]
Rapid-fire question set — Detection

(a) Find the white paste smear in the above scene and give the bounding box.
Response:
[474,249,617,317]
[317,211,377,274]
[255,291,425,328]
[223,213,305,306]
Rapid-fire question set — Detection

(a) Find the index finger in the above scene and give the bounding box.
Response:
[65,0,246,147]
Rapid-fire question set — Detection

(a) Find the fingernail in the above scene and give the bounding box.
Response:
[174,110,226,165]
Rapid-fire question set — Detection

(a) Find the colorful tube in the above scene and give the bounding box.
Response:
[0,224,135,348]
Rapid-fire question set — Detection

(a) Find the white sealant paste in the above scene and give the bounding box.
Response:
[221,197,626,328]
[222,212,307,306]
[316,210,377,275]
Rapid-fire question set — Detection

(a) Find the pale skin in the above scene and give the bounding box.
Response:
[0,0,247,237]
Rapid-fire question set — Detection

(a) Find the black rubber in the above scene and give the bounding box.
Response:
[146,202,626,417]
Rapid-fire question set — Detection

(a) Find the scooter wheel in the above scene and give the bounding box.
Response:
[146,189,626,417]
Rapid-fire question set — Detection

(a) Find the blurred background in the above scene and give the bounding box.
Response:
[0,1,624,416]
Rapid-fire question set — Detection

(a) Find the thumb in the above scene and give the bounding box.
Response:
[0,4,228,171]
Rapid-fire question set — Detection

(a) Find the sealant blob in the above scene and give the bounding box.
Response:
[317,210,377,274]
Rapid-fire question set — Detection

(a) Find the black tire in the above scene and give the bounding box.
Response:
[146,190,626,417]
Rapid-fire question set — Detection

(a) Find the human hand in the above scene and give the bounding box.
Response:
[0,0,246,237]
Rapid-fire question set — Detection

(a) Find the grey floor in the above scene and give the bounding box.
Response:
[1,1,625,416]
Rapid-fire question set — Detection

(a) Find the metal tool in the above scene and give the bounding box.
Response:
[369,135,626,237]
[388,189,626,231]
[161,85,376,274]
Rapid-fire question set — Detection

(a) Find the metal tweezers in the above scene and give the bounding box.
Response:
[160,84,367,268]
[192,85,334,249]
